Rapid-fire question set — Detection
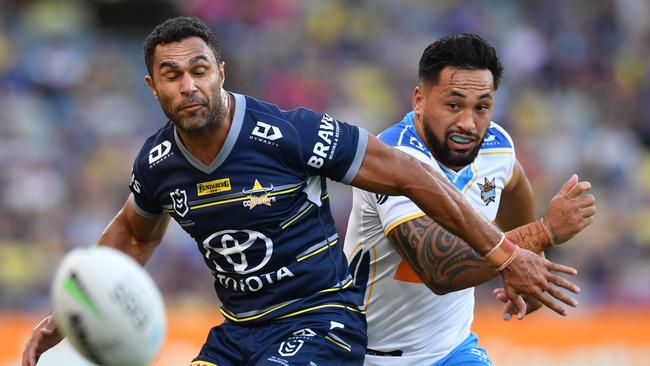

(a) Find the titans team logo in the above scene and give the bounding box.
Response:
[477,177,496,206]
[170,189,189,217]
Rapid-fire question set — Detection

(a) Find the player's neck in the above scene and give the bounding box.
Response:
[176,92,234,166]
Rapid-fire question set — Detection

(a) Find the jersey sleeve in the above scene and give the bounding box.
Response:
[128,149,164,218]
[287,109,368,184]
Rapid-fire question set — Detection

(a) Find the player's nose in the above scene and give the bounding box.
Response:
[456,109,477,132]
[179,73,198,96]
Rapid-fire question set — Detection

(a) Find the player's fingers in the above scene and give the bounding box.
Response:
[567,181,592,199]
[22,338,36,366]
[503,300,516,321]
[546,261,578,276]
[557,174,579,195]
[545,282,578,307]
[548,273,580,294]
[514,295,527,320]
[533,290,568,316]
[578,194,596,208]
[493,288,508,303]
[581,205,597,218]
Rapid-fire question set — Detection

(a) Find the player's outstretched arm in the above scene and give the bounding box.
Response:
[21,198,170,366]
[386,174,595,295]
[97,197,171,265]
[352,135,584,317]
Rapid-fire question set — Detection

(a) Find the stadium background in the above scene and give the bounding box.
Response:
[1,0,649,365]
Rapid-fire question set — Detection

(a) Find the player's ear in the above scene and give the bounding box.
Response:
[144,75,158,100]
[412,85,424,116]
[219,61,225,87]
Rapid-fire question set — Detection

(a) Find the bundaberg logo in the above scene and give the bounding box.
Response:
[242,180,275,209]
[197,178,231,196]
[477,177,496,206]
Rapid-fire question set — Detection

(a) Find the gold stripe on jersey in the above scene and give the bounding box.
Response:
[346,241,363,262]
[280,192,329,229]
[274,304,365,320]
[297,239,338,262]
[319,278,353,293]
[462,162,480,194]
[384,212,427,235]
[478,150,513,156]
[365,245,378,309]
[325,335,352,352]
[281,203,314,229]
[190,184,304,210]
[190,361,218,366]
[221,303,365,323]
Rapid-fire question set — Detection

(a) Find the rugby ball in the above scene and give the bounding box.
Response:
[51,246,166,366]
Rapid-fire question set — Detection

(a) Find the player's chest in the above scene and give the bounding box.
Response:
[444,157,511,220]
[153,161,307,231]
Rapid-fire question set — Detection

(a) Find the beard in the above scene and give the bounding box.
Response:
[162,88,227,134]
[422,119,484,168]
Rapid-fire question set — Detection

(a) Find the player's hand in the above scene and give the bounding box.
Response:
[500,248,579,319]
[543,174,596,244]
[492,287,543,320]
[22,314,63,366]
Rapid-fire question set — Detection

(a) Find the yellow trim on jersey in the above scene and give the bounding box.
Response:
[220,301,293,323]
[384,212,427,235]
[319,278,353,293]
[191,185,303,210]
[462,162,480,194]
[297,240,338,262]
[190,361,218,366]
[274,304,365,320]
[347,241,364,261]
[364,245,378,309]
[478,150,513,156]
[325,335,352,352]
[281,204,314,229]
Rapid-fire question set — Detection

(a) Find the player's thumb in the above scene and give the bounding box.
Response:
[559,174,578,194]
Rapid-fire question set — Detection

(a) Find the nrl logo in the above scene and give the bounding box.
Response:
[242,180,276,209]
[170,189,189,217]
[477,177,496,206]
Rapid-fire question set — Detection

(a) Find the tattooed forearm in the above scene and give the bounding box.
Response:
[388,216,498,294]
[505,220,551,254]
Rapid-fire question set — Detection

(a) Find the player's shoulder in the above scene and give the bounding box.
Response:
[241,94,332,142]
[378,112,431,160]
[481,121,514,150]
[133,121,175,172]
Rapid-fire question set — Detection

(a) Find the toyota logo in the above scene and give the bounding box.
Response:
[202,230,273,274]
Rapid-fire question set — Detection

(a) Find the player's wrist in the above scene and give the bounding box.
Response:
[505,219,556,254]
[484,234,519,270]
[539,217,558,246]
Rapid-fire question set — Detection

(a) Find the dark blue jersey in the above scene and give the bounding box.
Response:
[129,93,368,324]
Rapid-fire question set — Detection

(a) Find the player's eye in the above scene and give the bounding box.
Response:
[476,105,489,112]
[165,72,179,81]
[447,103,459,111]
[193,67,207,76]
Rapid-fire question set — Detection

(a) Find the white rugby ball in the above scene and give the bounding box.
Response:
[51,246,166,366]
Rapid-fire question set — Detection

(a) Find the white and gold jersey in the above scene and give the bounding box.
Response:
[344,112,515,365]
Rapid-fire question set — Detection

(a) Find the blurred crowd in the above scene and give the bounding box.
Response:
[1,0,649,311]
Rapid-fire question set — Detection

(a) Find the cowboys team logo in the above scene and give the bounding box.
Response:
[170,189,189,217]
[203,229,273,274]
[242,179,276,209]
[477,177,496,206]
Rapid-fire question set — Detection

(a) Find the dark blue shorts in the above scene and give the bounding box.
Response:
[191,307,367,366]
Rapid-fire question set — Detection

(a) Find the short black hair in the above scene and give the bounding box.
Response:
[418,33,504,89]
[143,16,221,75]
